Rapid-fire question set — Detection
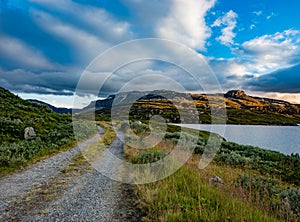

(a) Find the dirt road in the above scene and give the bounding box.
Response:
[0,128,140,221]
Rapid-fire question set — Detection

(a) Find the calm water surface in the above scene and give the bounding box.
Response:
[177,124,300,155]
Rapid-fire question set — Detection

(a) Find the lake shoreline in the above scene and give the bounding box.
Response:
[172,123,300,155]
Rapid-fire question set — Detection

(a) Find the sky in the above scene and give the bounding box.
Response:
[0,0,300,108]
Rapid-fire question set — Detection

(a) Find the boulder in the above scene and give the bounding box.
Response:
[121,122,130,132]
[209,176,224,184]
[24,127,36,140]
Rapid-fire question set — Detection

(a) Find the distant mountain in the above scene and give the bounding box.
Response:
[28,99,79,114]
[223,89,300,115]
[83,89,300,125]
[83,90,191,110]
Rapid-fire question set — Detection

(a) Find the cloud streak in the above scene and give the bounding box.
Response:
[0,35,56,71]
[212,10,238,46]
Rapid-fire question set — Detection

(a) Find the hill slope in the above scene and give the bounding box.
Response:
[27,99,75,114]
[85,89,300,125]
[0,87,72,144]
[0,87,95,171]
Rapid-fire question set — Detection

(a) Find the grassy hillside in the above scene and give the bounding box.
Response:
[0,87,96,172]
[124,123,300,221]
[92,90,300,125]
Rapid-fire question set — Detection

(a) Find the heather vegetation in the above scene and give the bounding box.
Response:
[93,89,300,125]
[0,87,96,172]
[125,123,300,221]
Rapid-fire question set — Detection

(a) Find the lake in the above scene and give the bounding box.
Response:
[175,124,300,155]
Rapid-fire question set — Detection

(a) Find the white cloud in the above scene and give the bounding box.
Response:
[0,35,55,70]
[266,12,278,20]
[212,10,238,46]
[250,24,256,30]
[17,92,75,108]
[156,0,216,50]
[240,30,300,72]
[252,11,263,16]
[0,66,80,95]
[122,0,216,51]
[210,58,253,79]
[209,29,300,95]
[30,0,217,55]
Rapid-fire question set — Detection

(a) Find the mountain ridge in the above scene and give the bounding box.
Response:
[28,99,80,114]
[83,89,300,125]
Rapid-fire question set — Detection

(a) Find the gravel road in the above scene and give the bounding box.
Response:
[0,127,141,221]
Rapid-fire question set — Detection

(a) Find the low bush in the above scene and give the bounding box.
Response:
[216,152,252,166]
[237,175,300,220]
[217,141,300,185]
[133,149,168,164]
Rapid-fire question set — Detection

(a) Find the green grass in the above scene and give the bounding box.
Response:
[225,109,300,125]
[216,141,300,186]
[0,121,97,174]
[236,175,300,220]
[97,122,117,146]
[127,124,299,221]
[136,164,279,222]
[0,87,98,174]
[164,124,300,186]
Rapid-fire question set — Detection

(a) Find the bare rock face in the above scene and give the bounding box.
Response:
[24,127,36,140]
[225,90,247,99]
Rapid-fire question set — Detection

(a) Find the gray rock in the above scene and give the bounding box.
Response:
[24,127,36,140]
[121,122,130,132]
[209,176,224,184]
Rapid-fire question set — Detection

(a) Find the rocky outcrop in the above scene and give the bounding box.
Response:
[24,127,36,140]
[225,90,248,99]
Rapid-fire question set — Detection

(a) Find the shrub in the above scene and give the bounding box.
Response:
[218,141,300,185]
[133,149,168,164]
[216,152,252,166]
[236,175,300,220]
[130,121,150,136]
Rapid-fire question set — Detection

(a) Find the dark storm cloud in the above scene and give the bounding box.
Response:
[245,64,300,93]
[0,68,80,95]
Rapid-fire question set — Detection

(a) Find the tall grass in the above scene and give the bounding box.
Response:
[128,126,299,221]
[135,164,279,222]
